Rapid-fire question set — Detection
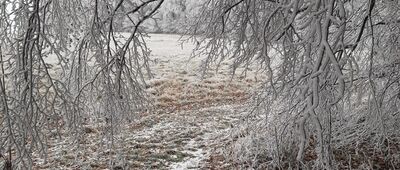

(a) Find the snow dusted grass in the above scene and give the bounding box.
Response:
[27,34,264,169]
[144,34,264,112]
[9,33,399,170]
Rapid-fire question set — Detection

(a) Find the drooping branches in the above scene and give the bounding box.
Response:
[190,0,400,168]
[0,0,164,167]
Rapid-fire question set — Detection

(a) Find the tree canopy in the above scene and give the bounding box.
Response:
[190,0,400,168]
[0,0,399,169]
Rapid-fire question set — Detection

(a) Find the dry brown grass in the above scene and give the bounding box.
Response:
[147,77,254,112]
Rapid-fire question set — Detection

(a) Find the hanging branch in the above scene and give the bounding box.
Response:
[190,0,400,168]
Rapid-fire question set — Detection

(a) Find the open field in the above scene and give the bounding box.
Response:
[27,34,264,169]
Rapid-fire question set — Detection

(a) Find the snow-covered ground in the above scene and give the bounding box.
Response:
[28,33,264,169]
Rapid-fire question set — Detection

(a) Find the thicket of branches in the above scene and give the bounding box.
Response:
[1,0,400,169]
[0,0,164,168]
[189,0,400,169]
